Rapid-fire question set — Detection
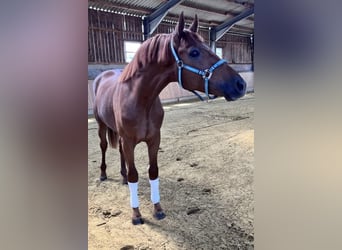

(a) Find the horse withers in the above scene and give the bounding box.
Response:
[92,12,246,225]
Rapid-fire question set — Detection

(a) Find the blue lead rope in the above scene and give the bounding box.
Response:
[170,38,227,101]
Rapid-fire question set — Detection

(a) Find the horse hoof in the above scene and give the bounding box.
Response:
[100,176,107,181]
[154,211,166,220]
[132,217,144,225]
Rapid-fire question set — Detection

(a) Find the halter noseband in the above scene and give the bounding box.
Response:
[170,38,227,101]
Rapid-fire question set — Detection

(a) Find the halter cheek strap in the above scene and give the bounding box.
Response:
[170,38,227,101]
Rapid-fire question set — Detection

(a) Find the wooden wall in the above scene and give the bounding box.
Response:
[88,10,142,64]
[88,9,252,65]
[216,35,252,64]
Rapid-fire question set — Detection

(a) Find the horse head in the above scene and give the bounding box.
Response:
[171,12,247,101]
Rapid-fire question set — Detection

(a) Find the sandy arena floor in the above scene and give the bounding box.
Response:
[88,93,254,250]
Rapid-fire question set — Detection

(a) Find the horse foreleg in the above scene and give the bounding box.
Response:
[147,133,166,220]
[119,138,128,184]
[98,122,108,181]
[121,138,143,225]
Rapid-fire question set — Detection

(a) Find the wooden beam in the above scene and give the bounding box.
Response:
[210,7,254,42]
[143,0,184,40]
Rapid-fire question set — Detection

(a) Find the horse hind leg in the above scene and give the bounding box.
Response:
[119,138,128,184]
[97,121,108,181]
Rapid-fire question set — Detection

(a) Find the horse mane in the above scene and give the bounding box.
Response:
[119,33,173,82]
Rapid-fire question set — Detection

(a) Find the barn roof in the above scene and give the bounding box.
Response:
[88,0,254,37]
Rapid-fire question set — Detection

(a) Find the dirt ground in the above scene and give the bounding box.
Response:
[88,93,254,250]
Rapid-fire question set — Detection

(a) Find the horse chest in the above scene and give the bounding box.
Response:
[119,111,159,142]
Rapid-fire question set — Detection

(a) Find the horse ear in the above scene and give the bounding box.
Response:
[174,12,185,38]
[189,14,198,33]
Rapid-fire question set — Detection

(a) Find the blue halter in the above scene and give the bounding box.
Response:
[170,38,227,101]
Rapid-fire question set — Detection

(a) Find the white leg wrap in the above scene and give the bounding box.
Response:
[128,182,139,208]
[149,178,160,204]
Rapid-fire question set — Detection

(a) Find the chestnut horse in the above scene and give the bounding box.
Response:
[92,13,246,225]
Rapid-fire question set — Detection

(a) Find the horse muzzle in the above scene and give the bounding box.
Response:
[223,75,247,101]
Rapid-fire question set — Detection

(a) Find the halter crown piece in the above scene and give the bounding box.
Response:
[170,38,227,101]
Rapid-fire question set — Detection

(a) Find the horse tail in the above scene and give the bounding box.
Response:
[107,128,118,148]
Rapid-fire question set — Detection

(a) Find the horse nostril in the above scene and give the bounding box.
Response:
[236,80,245,92]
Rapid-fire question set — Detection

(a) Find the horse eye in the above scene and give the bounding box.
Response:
[189,49,200,58]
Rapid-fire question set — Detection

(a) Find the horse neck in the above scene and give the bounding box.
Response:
[130,63,176,107]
